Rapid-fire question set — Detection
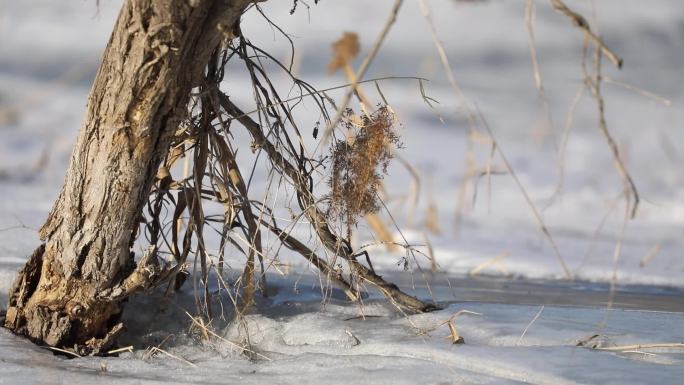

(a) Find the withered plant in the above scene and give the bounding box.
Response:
[139,35,434,322]
[329,107,401,231]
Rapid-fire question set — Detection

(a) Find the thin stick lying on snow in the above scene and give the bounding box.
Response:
[517,305,545,346]
[47,346,82,358]
[415,310,483,337]
[146,347,197,367]
[622,350,658,357]
[108,346,134,355]
[597,343,684,352]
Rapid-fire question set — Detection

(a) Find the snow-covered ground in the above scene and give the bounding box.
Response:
[2,281,684,384]
[1,0,683,383]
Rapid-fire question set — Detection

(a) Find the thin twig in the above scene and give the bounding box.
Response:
[526,0,555,144]
[322,0,405,143]
[589,45,640,218]
[47,346,82,358]
[477,109,573,279]
[544,84,585,209]
[603,76,672,107]
[418,0,478,129]
[147,347,197,367]
[107,346,134,355]
[597,343,684,352]
[550,0,623,68]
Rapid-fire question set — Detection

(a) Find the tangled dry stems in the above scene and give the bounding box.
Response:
[133,24,432,329]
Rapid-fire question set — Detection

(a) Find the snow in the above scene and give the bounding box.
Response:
[1,0,684,383]
[2,284,684,384]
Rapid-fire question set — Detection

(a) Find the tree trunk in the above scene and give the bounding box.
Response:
[3,0,255,355]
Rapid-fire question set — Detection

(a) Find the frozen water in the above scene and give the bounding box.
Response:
[2,287,684,384]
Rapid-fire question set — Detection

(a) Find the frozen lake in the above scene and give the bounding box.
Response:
[2,274,684,385]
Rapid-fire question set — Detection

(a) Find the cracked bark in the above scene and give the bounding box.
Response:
[3,0,256,355]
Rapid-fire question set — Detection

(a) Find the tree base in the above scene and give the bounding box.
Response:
[4,244,125,355]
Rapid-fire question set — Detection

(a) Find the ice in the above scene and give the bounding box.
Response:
[4,296,683,384]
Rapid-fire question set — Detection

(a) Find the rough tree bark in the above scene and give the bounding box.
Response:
[3,0,256,355]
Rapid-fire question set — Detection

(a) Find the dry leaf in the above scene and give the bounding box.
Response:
[328,32,360,74]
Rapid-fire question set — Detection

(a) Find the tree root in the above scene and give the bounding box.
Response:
[4,244,124,355]
[4,244,175,355]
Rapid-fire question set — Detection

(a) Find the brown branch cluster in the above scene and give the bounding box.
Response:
[136,36,434,320]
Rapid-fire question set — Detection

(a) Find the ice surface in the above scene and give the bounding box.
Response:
[2,293,684,384]
[1,0,684,383]
[4,0,680,286]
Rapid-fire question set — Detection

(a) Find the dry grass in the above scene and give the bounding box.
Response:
[326,31,402,252]
[329,107,401,227]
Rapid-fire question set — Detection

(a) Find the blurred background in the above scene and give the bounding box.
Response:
[1,0,683,302]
